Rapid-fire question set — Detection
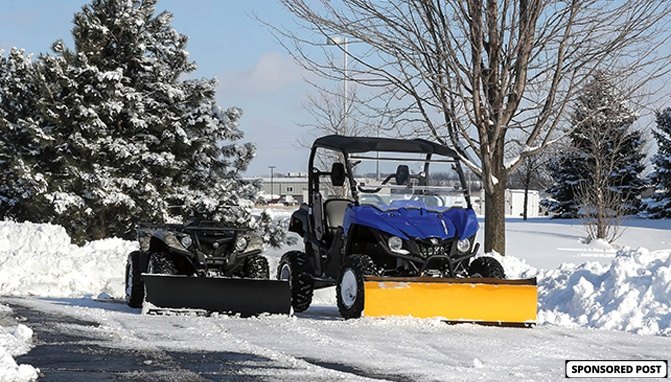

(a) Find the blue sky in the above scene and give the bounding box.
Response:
[0,0,319,176]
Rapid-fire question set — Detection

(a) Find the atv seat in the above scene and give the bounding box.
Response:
[324,199,351,229]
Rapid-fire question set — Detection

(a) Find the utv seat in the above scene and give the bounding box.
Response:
[323,199,352,230]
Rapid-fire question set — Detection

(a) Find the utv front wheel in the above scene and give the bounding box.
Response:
[125,251,146,308]
[244,254,270,279]
[336,254,379,319]
[468,257,506,279]
[277,251,313,312]
[147,253,177,275]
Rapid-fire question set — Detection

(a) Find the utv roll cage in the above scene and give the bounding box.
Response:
[308,135,473,209]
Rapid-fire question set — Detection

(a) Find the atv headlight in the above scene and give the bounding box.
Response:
[245,235,264,252]
[457,238,471,253]
[180,235,192,249]
[235,236,248,252]
[164,234,184,251]
[388,236,403,251]
[387,236,409,255]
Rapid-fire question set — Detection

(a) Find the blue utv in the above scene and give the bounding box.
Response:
[279,135,537,324]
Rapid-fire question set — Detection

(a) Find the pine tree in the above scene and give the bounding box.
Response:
[546,74,646,219]
[1,0,256,243]
[0,49,51,221]
[643,108,671,218]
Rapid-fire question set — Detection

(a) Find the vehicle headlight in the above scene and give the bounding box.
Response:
[457,238,471,253]
[235,236,248,252]
[164,234,183,250]
[180,235,192,249]
[245,235,264,252]
[388,236,404,252]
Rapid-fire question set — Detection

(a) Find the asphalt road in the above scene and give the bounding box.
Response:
[5,300,402,382]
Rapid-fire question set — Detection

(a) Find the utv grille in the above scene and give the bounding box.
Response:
[416,239,452,258]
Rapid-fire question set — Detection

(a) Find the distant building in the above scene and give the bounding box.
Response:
[256,173,308,203]
[478,189,540,217]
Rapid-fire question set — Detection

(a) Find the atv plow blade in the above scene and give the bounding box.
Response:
[142,274,291,316]
[363,277,537,326]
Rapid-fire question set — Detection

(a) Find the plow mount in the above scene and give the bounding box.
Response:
[142,274,291,317]
[363,276,537,326]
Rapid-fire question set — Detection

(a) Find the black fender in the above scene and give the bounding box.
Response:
[147,236,198,274]
[289,205,309,237]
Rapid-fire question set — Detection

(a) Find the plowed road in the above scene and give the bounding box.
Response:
[4,298,670,381]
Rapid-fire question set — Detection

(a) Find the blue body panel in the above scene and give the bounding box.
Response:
[343,204,478,240]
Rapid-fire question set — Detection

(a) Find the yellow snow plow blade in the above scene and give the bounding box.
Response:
[363,277,537,326]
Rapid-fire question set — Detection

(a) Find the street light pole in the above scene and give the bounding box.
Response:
[268,166,276,200]
[327,36,348,134]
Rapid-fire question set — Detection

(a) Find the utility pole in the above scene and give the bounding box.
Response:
[326,36,348,134]
[268,166,276,200]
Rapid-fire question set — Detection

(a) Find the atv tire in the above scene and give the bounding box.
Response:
[147,253,177,275]
[244,254,270,279]
[125,251,147,308]
[336,254,380,319]
[468,257,506,279]
[277,251,313,312]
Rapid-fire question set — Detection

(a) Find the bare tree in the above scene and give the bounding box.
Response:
[299,85,374,144]
[274,0,671,254]
[509,151,552,220]
[574,131,631,243]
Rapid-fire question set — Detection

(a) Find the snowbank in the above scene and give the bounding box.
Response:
[0,221,137,298]
[0,305,38,382]
[537,248,671,336]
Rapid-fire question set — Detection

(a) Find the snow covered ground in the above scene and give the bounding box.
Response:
[0,214,670,380]
[0,305,38,382]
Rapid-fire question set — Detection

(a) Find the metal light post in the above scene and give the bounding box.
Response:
[326,36,348,134]
[268,166,276,201]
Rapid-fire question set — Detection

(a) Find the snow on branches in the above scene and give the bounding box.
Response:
[0,0,256,243]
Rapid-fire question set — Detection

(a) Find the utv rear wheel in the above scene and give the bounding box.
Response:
[147,253,177,275]
[125,251,146,308]
[244,254,270,279]
[277,251,313,312]
[336,254,379,319]
[468,257,505,279]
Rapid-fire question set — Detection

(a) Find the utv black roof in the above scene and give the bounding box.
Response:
[313,135,460,158]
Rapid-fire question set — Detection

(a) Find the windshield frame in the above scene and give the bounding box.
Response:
[307,141,473,211]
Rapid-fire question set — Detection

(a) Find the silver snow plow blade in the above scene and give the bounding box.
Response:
[142,274,291,316]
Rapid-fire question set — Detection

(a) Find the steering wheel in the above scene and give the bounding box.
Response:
[411,193,444,208]
[359,194,386,205]
[357,173,395,193]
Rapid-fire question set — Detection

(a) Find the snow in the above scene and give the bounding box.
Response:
[0,214,670,379]
[0,305,38,382]
[538,247,671,335]
[0,221,138,298]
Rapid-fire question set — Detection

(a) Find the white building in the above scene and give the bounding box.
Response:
[476,189,540,217]
[256,174,309,203]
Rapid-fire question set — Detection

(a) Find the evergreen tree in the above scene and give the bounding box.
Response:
[643,108,671,218]
[1,0,257,243]
[0,49,51,221]
[546,74,646,218]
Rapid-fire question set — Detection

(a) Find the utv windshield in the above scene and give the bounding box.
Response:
[348,151,471,212]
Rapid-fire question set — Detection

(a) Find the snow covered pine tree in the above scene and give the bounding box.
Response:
[546,74,646,218]
[643,108,671,218]
[0,49,53,222]
[1,0,256,243]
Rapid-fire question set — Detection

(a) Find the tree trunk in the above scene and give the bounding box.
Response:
[484,174,507,255]
[523,170,531,221]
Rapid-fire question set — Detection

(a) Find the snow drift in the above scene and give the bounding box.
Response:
[0,221,137,298]
[0,220,670,337]
[0,305,38,382]
[537,248,671,336]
